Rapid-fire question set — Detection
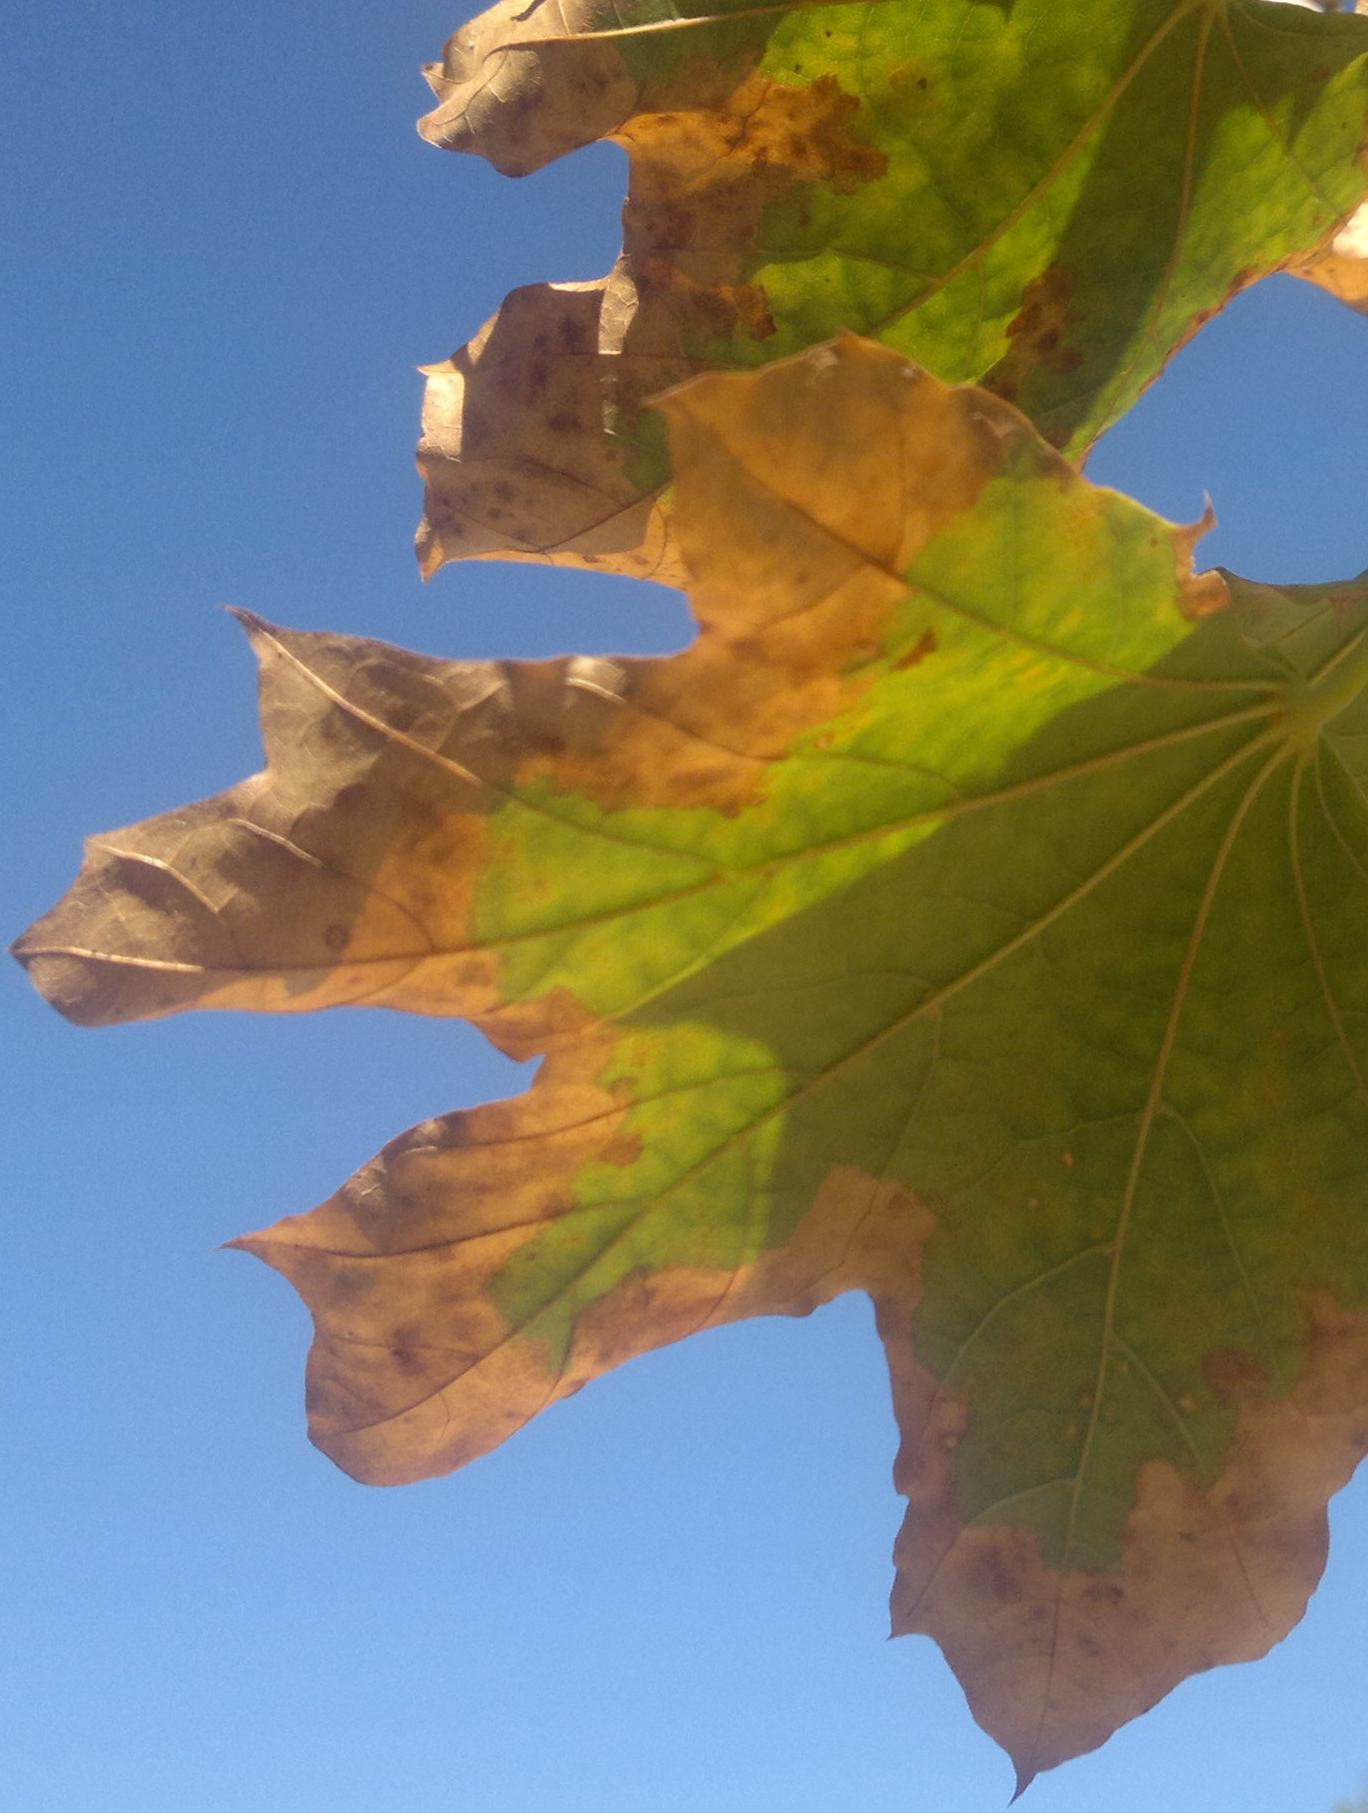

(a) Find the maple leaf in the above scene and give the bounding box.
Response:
[413,0,1368,581]
[16,337,1368,1784]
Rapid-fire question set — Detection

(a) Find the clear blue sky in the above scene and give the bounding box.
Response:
[5,4,1368,1809]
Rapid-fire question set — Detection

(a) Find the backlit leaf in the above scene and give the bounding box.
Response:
[18,337,1368,1782]
[415,0,1368,580]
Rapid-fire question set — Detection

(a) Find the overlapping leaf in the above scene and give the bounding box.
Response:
[414,0,1368,581]
[19,337,1368,1782]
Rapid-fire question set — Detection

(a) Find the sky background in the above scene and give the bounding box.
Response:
[5,3,1368,1809]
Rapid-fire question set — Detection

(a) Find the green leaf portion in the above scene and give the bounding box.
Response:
[481,611,1308,1577]
[474,475,1254,1028]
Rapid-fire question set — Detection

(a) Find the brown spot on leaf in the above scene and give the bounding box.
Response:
[888,61,936,100]
[970,1543,1027,1607]
[985,266,1085,407]
[894,626,939,670]
[1204,1348,1269,1403]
